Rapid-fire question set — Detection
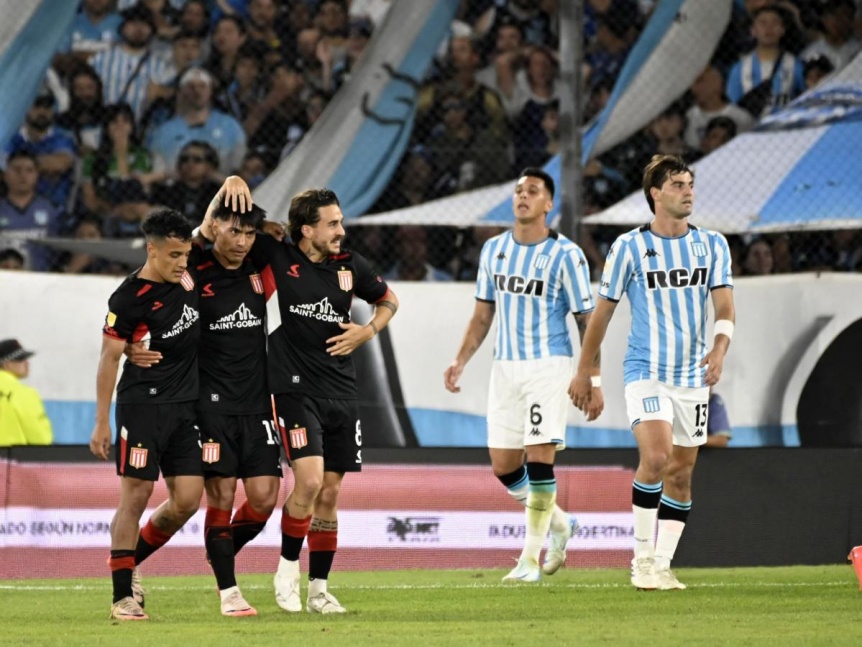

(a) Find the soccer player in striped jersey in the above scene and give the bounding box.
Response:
[571,154,735,591]
[444,167,603,582]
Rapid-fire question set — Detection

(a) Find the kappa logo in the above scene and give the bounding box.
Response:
[288,297,344,323]
[529,427,542,437]
[496,252,506,260]
[209,303,262,330]
[151,301,164,311]
[287,264,300,278]
[163,304,199,338]
[202,283,215,297]
[643,249,660,259]
[694,429,705,438]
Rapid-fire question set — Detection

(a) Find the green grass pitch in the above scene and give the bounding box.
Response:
[2,566,861,646]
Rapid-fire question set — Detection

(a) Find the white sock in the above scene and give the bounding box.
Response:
[507,483,568,532]
[278,557,300,576]
[654,519,686,571]
[519,489,556,563]
[308,578,327,597]
[219,585,238,602]
[633,505,658,559]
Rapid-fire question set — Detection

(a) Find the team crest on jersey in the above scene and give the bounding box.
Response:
[691,242,708,257]
[534,254,550,270]
[129,446,148,469]
[337,269,353,291]
[250,273,264,294]
[180,270,195,291]
[289,426,308,449]
[202,441,220,463]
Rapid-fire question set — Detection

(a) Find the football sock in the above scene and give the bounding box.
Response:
[632,480,663,559]
[231,501,271,555]
[280,512,311,561]
[204,506,236,590]
[308,518,338,590]
[520,462,557,563]
[497,465,568,532]
[109,549,136,603]
[655,494,691,571]
[135,520,174,565]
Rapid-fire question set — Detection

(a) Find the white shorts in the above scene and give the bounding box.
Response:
[487,356,571,451]
[624,379,710,447]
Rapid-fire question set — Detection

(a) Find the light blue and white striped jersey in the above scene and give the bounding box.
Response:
[599,223,733,387]
[91,45,166,121]
[476,230,594,361]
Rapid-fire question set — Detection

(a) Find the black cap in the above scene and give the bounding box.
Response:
[0,339,35,363]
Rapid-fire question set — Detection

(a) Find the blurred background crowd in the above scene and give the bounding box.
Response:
[1,0,861,282]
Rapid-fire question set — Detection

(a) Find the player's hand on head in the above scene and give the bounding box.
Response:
[221,175,252,213]
[444,361,463,393]
[124,341,162,368]
[89,423,112,460]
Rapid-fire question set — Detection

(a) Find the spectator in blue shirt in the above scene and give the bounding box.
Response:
[59,0,123,60]
[4,95,77,209]
[148,66,247,176]
[0,151,63,271]
[706,390,732,448]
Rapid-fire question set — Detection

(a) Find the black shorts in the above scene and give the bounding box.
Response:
[198,410,283,480]
[115,402,202,481]
[273,393,362,473]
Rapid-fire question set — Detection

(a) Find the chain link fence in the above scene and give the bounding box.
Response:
[0,0,860,281]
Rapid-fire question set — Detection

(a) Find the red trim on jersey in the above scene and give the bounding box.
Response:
[119,434,128,474]
[261,265,277,299]
[130,322,150,343]
[372,288,392,304]
[102,327,122,340]
[136,284,153,298]
[330,253,350,260]
[196,260,215,271]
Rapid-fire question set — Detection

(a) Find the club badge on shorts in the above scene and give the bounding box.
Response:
[338,268,353,291]
[289,426,308,449]
[250,273,263,294]
[202,441,221,463]
[129,446,148,469]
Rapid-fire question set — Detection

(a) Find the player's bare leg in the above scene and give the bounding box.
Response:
[109,477,152,620]
[275,456,323,612]
[305,471,346,613]
[205,477,257,616]
[653,446,698,590]
[490,448,575,575]
[232,475,279,554]
[631,421,674,590]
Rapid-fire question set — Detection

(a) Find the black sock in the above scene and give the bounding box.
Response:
[205,525,237,590]
[281,533,305,561]
[232,521,267,555]
[309,551,335,581]
[110,549,135,603]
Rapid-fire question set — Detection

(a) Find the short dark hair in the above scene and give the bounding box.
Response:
[642,154,694,214]
[518,167,555,199]
[141,208,192,241]
[288,188,340,243]
[705,115,737,139]
[212,202,267,229]
[0,248,25,265]
[180,140,219,168]
[7,150,38,166]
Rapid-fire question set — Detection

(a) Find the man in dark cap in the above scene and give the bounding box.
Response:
[0,339,53,446]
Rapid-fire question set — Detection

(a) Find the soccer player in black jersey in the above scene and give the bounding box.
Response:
[90,209,203,621]
[201,184,399,614]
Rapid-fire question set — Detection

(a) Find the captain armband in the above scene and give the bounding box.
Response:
[713,319,734,341]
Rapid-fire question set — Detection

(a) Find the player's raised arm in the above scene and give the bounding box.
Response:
[199,176,254,243]
[444,300,495,393]
[700,287,735,386]
[90,336,126,460]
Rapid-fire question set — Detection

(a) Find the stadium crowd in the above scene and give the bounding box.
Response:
[1,0,861,280]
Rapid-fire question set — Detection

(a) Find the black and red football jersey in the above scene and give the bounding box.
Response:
[249,234,389,399]
[194,249,269,414]
[103,267,200,404]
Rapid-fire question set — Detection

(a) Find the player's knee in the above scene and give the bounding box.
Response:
[316,483,341,510]
[293,474,323,499]
[247,483,279,515]
[640,452,671,479]
[664,466,693,493]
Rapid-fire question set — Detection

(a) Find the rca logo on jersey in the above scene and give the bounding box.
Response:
[209,302,262,330]
[645,267,707,290]
[493,274,545,296]
[162,304,199,338]
[338,269,352,291]
[202,441,220,463]
[288,297,344,323]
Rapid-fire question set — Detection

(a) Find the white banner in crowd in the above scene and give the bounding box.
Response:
[1,271,860,447]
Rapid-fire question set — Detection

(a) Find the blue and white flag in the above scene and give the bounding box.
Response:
[0,0,79,146]
[254,0,459,219]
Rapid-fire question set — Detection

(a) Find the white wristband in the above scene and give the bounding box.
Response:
[590,375,602,388]
[714,319,734,341]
